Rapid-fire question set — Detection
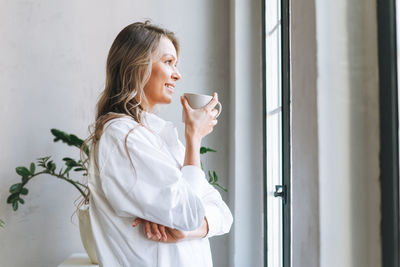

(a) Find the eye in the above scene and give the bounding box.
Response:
[165,60,172,65]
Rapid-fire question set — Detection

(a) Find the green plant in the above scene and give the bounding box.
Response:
[7,129,227,212]
[7,129,89,211]
[0,219,4,228]
[200,147,227,192]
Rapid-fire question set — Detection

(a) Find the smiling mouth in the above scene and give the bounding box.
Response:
[165,84,175,92]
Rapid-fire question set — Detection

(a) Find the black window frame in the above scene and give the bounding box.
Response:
[377,0,400,266]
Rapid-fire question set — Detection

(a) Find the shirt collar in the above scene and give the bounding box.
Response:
[142,111,174,134]
[142,111,184,166]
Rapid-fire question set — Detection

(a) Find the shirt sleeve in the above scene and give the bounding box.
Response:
[98,124,205,232]
[201,183,233,238]
[177,139,233,237]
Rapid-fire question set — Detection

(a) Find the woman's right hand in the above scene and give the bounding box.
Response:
[132,217,208,243]
[180,93,219,142]
[132,218,186,243]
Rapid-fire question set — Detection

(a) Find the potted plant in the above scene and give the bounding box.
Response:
[6,128,226,263]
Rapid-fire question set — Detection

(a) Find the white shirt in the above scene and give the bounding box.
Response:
[88,112,233,267]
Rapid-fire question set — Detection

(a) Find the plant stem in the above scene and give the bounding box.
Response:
[61,177,88,199]
[27,170,88,199]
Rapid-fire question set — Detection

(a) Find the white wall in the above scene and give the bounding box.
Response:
[291,0,320,266]
[229,0,264,266]
[315,0,381,267]
[0,1,231,266]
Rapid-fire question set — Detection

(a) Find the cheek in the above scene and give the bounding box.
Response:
[144,63,170,98]
[145,68,162,90]
[153,65,170,80]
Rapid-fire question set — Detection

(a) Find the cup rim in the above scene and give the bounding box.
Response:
[183,93,213,98]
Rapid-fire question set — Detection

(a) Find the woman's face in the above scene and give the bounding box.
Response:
[143,36,181,110]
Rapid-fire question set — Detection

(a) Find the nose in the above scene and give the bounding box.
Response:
[172,68,181,81]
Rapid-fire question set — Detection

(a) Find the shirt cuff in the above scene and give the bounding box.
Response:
[181,165,208,197]
[204,204,220,238]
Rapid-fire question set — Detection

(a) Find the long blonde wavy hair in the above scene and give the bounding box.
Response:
[77,21,179,207]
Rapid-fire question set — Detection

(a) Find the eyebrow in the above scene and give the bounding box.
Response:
[162,53,179,65]
[162,53,177,60]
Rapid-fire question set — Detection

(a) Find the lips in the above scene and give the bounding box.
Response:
[165,83,175,93]
[165,83,175,89]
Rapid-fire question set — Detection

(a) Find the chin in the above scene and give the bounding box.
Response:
[163,96,173,104]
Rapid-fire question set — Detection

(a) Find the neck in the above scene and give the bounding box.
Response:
[136,98,154,112]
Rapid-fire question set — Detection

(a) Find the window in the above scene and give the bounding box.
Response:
[264,0,291,266]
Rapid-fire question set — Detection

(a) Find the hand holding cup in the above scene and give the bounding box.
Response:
[181,93,222,122]
[180,92,222,140]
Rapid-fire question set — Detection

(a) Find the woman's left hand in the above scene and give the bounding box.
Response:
[132,218,186,243]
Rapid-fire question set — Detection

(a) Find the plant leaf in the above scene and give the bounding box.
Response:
[83,145,90,156]
[37,156,51,168]
[22,176,29,183]
[51,129,90,155]
[7,193,19,204]
[29,163,35,174]
[51,129,83,147]
[16,167,30,177]
[63,166,72,175]
[70,134,83,147]
[47,161,56,172]
[12,201,18,211]
[213,171,218,182]
[208,171,213,182]
[200,146,217,154]
[9,183,22,194]
[46,160,52,169]
[51,129,73,144]
[63,158,79,167]
[18,198,24,204]
[20,188,28,195]
[73,167,86,172]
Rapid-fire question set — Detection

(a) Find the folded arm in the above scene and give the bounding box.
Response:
[99,123,206,231]
[132,217,209,243]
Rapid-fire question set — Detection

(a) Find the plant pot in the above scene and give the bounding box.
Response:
[78,205,98,264]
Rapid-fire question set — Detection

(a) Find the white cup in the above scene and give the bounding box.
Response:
[182,93,222,122]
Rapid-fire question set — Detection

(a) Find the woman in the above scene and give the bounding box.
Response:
[87,21,233,267]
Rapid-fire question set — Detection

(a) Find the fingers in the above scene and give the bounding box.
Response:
[132,218,142,227]
[180,96,193,113]
[142,221,151,239]
[151,222,162,240]
[159,225,167,241]
[132,218,167,242]
[204,93,219,111]
[143,221,162,241]
[210,109,218,118]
